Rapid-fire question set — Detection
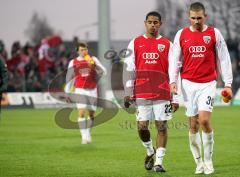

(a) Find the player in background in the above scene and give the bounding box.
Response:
[123,11,179,173]
[169,2,233,175]
[65,42,106,144]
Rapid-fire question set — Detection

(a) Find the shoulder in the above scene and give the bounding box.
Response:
[135,35,146,43]
[159,36,171,44]
[212,27,226,44]
[212,27,222,36]
[178,28,188,36]
[68,58,76,67]
[92,56,99,62]
[172,29,185,44]
[127,37,137,50]
[135,35,145,40]
[92,56,105,66]
[207,26,216,31]
[129,35,146,44]
[129,35,147,48]
[174,28,184,39]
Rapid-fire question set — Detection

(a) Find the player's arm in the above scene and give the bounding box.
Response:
[214,28,233,97]
[123,39,136,108]
[167,42,180,112]
[168,29,183,94]
[92,56,107,77]
[65,60,75,94]
[171,93,179,113]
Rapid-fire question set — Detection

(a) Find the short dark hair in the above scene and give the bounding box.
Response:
[76,42,88,51]
[146,11,161,21]
[189,2,205,13]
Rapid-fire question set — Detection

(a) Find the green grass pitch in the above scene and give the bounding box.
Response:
[0,106,239,177]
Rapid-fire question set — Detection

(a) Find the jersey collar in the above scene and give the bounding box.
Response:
[76,56,84,61]
[143,34,162,39]
[189,25,208,32]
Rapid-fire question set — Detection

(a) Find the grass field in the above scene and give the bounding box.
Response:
[0,106,239,177]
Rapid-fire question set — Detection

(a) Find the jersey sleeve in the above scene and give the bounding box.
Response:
[214,28,233,87]
[168,29,183,84]
[123,39,136,97]
[65,60,75,93]
[92,56,107,76]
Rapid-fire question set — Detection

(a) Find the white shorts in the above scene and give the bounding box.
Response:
[135,99,172,121]
[181,79,216,117]
[74,88,97,111]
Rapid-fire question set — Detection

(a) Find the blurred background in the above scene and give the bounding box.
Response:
[1,2,239,176]
[0,0,240,107]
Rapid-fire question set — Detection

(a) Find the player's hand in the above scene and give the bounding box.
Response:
[124,96,131,108]
[170,82,178,94]
[171,93,179,112]
[171,103,179,113]
[124,96,135,108]
[223,86,233,98]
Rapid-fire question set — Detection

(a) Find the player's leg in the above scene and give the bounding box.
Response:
[198,111,214,174]
[198,81,216,174]
[85,88,97,143]
[138,120,152,148]
[189,116,204,174]
[181,79,204,174]
[152,100,172,172]
[154,120,167,172]
[75,88,89,144]
[136,99,155,170]
[85,109,95,143]
[78,108,88,144]
[137,120,155,170]
[88,110,95,128]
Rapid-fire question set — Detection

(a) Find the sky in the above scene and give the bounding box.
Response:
[0,0,156,52]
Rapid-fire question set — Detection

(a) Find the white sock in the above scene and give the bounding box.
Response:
[86,128,91,137]
[154,147,166,166]
[202,131,214,163]
[189,132,203,164]
[142,139,154,156]
[78,117,87,139]
[86,117,93,139]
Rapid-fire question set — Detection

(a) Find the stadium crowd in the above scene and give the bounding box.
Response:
[0,37,240,94]
[0,37,76,92]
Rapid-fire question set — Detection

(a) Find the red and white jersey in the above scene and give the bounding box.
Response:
[169,25,233,86]
[65,56,106,92]
[38,43,50,60]
[124,34,172,100]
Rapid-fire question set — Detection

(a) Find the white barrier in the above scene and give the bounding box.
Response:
[1,88,238,109]
[1,92,74,109]
[233,88,240,105]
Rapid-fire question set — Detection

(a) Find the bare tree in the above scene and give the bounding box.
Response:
[25,12,54,45]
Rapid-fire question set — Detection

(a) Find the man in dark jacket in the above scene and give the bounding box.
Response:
[0,57,8,114]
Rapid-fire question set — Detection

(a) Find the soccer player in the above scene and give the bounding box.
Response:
[123,11,179,173]
[169,2,233,175]
[65,42,106,144]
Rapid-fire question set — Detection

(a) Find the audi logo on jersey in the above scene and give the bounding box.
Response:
[142,52,159,59]
[189,46,206,53]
